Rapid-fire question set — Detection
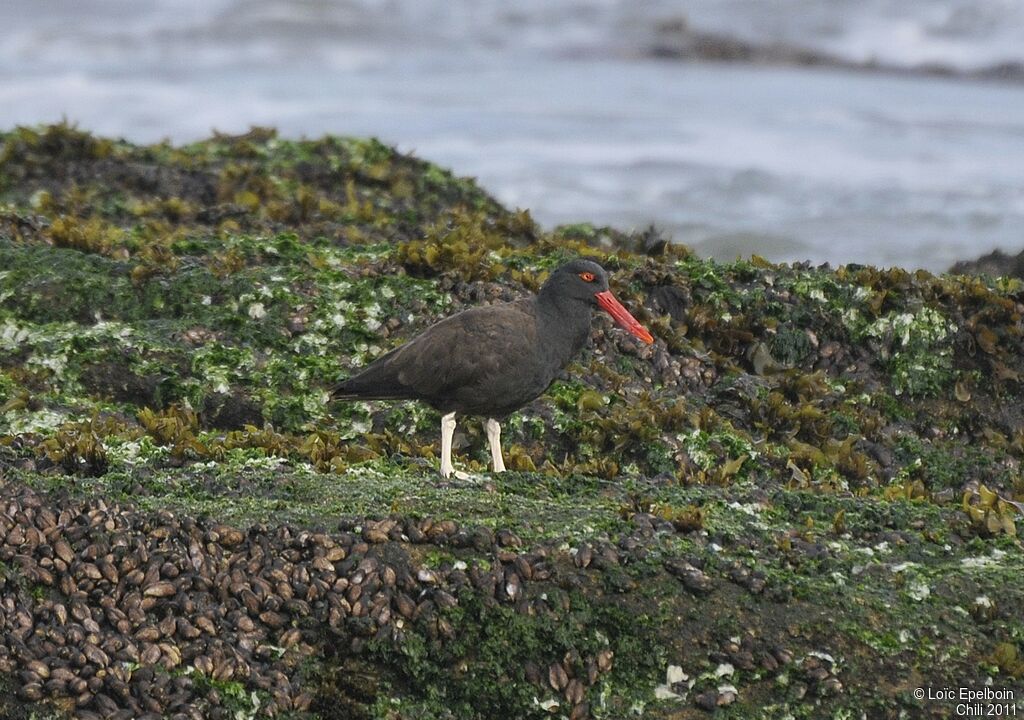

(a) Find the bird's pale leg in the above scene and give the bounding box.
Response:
[440,412,457,478]
[486,418,506,473]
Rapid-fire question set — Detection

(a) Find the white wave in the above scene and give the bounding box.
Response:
[3,0,1022,72]
[1,1,1023,270]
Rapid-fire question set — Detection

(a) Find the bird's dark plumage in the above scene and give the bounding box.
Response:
[332,260,630,417]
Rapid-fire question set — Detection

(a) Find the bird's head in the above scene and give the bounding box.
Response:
[541,260,654,344]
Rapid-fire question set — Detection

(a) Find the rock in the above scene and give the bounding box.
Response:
[950,249,1024,279]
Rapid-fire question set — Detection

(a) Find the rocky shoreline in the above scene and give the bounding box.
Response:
[645,16,1024,84]
[950,249,1024,281]
[0,124,1022,718]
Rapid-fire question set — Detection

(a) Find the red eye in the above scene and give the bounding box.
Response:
[579,272,596,282]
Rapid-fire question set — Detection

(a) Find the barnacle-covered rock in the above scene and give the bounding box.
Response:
[0,125,1021,720]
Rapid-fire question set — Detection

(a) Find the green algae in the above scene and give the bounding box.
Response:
[356,592,665,720]
[1,125,1023,719]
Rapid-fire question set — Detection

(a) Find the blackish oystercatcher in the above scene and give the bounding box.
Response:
[331,259,654,478]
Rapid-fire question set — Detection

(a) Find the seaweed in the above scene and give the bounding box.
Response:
[1,125,1023,720]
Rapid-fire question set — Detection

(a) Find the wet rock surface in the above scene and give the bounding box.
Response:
[647,16,1024,83]
[0,125,1023,717]
[0,483,574,717]
[950,248,1024,280]
[0,481,753,719]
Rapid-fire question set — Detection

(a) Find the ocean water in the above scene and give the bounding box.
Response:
[1,0,1023,271]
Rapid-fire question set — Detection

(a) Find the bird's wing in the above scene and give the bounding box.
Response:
[391,302,539,401]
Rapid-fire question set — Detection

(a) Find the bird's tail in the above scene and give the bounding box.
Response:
[330,380,392,401]
[329,380,363,400]
[329,370,412,401]
[330,344,415,401]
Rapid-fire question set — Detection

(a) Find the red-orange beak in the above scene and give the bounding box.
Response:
[595,290,654,344]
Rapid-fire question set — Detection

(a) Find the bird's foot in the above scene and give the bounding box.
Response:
[437,468,483,489]
[439,466,472,481]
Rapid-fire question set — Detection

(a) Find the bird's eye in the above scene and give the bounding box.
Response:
[578,272,596,282]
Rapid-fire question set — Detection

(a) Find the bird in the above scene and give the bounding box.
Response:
[331,259,654,478]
